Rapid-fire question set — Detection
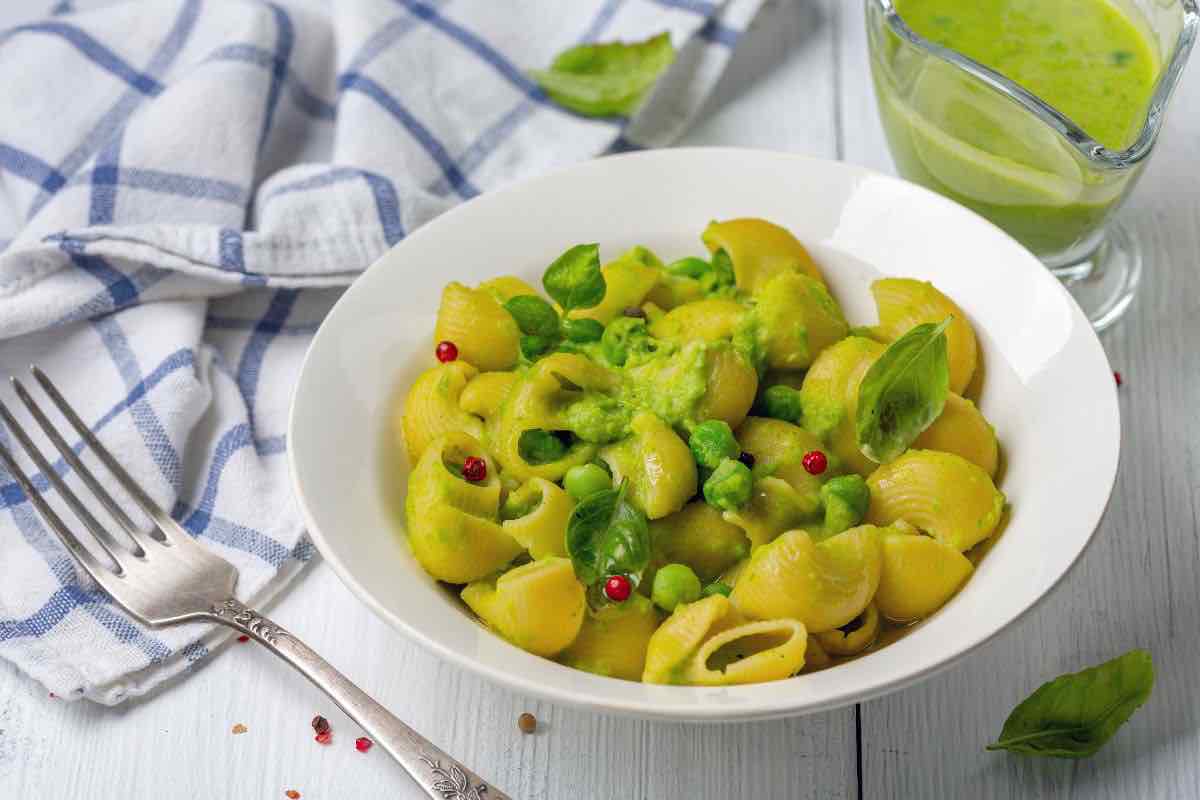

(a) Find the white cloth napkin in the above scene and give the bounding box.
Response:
[0,0,761,703]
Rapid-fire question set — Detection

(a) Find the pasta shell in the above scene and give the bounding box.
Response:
[815,603,880,656]
[866,449,1004,552]
[798,336,885,476]
[875,527,975,622]
[730,526,883,632]
[559,594,663,681]
[461,557,586,657]
[696,344,758,430]
[398,361,484,463]
[435,281,520,371]
[681,618,808,686]
[569,250,660,324]
[701,218,826,292]
[600,412,697,520]
[502,478,574,559]
[648,501,750,583]
[871,278,977,394]
[913,393,999,477]
[459,371,520,419]
[755,271,849,370]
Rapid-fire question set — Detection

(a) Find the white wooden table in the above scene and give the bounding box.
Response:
[3,1,1198,797]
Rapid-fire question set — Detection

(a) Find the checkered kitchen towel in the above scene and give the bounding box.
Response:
[0,0,761,703]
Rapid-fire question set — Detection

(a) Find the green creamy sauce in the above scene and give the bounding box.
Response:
[562,340,715,442]
[878,0,1160,256]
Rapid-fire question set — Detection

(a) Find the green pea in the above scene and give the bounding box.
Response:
[688,420,740,470]
[821,474,870,535]
[601,316,648,366]
[562,317,605,343]
[762,385,803,424]
[564,463,612,501]
[519,429,568,464]
[702,581,732,598]
[703,458,754,511]
[652,563,702,612]
[504,295,560,338]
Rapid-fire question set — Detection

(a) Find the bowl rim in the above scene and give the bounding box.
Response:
[287,147,1121,721]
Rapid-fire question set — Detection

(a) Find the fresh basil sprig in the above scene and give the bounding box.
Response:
[504,295,561,339]
[855,317,952,464]
[530,32,676,118]
[565,479,650,587]
[987,649,1154,759]
[543,243,607,312]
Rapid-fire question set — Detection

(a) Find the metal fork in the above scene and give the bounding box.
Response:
[0,367,509,800]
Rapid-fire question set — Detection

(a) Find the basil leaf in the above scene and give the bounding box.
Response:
[988,650,1154,759]
[543,243,606,312]
[518,429,569,464]
[504,294,560,339]
[566,480,650,586]
[530,32,676,118]
[855,318,952,464]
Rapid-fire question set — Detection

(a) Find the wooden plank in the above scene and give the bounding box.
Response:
[837,1,1200,795]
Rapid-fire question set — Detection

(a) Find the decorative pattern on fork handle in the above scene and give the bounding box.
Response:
[419,754,491,800]
[210,598,288,645]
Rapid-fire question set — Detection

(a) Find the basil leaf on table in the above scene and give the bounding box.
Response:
[543,243,606,312]
[566,480,650,587]
[988,649,1154,759]
[530,32,676,117]
[855,317,952,464]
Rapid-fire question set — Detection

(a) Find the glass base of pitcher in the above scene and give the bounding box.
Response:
[1049,220,1142,332]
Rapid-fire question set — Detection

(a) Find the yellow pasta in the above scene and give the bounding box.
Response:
[648,501,750,583]
[871,278,978,394]
[649,298,746,343]
[459,371,520,419]
[405,432,522,583]
[722,476,815,548]
[644,273,706,310]
[501,478,574,559]
[755,271,849,370]
[695,344,758,430]
[913,393,999,477]
[569,248,660,324]
[875,527,975,622]
[398,361,484,463]
[866,449,1005,552]
[461,557,586,657]
[435,282,520,371]
[558,594,662,681]
[478,275,540,303]
[815,603,880,656]
[730,525,883,633]
[701,218,826,292]
[736,417,827,500]
[600,412,697,520]
[798,336,886,476]
[493,353,617,481]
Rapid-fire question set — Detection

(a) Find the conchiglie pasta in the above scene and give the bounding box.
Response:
[461,557,586,657]
[399,361,484,463]
[405,433,522,583]
[435,282,520,371]
[815,603,880,656]
[875,527,974,622]
[913,393,999,477]
[568,249,660,324]
[723,476,816,548]
[730,525,883,632]
[702,218,825,292]
[600,412,697,520]
[649,298,746,343]
[736,417,827,502]
[644,273,706,310]
[493,353,618,481]
[459,371,520,420]
[866,450,1005,552]
[643,594,737,684]
[695,344,758,429]
[559,594,662,681]
[478,275,539,303]
[648,501,750,583]
[798,336,885,476]
[755,271,849,370]
[871,278,977,394]
[501,478,574,559]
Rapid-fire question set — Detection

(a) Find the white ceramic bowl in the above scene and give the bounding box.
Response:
[288,148,1119,721]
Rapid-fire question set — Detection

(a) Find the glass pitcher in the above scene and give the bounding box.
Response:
[867,0,1198,330]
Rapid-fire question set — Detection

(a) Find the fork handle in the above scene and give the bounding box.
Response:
[210,598,510,800]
